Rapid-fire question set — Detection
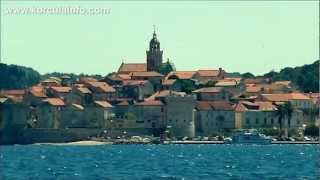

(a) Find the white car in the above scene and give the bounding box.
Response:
[304,136,311,141]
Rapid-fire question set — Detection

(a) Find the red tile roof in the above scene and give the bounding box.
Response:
[273,81,291,87]
[146,90,186,101]
[196,70,221,77]
[118,63,147,73]
[196,101,233,111]
[117,101,130,106]
[79,77,98,83]
[193,87,223,93]
[77,87,92,94]
[162,79,176,86]
[95,101,113,108]
[215,79,237,87]
[246,86,261,93]
[44,98,65,106]
[30,86,47,98]
[130,71,164,77]
[51,86,72,93]
[117,74,131,80]
[1,90,25,102]
[261,93,310,102]
[1,90,25,96]
[166,71,196,80]
[239,101,277,111]
[122,80,149,86]
[87,82,116,93]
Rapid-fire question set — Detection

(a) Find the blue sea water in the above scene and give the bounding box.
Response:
[0,144,319,180]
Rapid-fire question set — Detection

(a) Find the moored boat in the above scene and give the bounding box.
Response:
[231,129,272,144]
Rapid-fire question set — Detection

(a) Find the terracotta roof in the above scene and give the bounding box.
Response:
[145,90,186,101]
[1,90,25,96]
[118,63,147,73]
[196,70,221,77]
[95,101,113,108]
[87,82,116,93]
[44,98,65,106]
[290,93,310,100]
[117,74,131,80]
[215,79,237,87]
[240,101,277,111]
[122,80,149,86]
[130,71,164,77]
[135,100,164,106]
[274,81,291,87]
[30,86,47,98]
[77,87,91,94]
[244,78,270,84]
[117,101,130,106]
[162,79,176,86]
[246,86,261,93]
[193,87,223,93]
[224,77,242,83]
[1,90,25,102]
[51,86,72,93]
[196,101,233,111]
[262,93,310,102]
[42,77,61,83]
[166,71,196,80]
[79,77,98,83]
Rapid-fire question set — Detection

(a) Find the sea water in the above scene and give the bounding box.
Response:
[0,144,319,179]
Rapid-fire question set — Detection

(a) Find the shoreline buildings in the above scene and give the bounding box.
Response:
[0,30,318,144]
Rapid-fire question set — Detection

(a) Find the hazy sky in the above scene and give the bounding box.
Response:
[1,1,319,75]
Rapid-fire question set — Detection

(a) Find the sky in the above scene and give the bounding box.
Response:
[1,1,319,76]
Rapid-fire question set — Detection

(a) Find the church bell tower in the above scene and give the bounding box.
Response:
[147,26,163,71]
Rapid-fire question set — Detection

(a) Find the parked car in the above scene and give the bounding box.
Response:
[304,136,312,141]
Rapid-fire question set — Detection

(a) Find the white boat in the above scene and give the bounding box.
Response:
[231,129,272,144]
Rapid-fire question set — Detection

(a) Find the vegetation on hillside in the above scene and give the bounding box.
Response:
[41,72,103,82]
[262,60,319,92]
[0,63,40,90]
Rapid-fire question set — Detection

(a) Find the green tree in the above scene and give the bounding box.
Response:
[241,72,255,78]
[276,102,294,137]
[158,59,175,75]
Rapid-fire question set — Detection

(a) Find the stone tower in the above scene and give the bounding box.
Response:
[146,27,163,71]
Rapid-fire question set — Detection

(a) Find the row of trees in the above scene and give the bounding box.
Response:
[240,60,319,93]
[0,63,40,90]
[264,60,319,93]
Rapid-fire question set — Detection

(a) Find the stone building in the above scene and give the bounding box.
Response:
[0,97,29,144]
[164,94,196,139]
[195,101,235,136]
[193,87,231,101]
[162,79,182,92]
[260,93,313,110]
[147,29,163,71]
[234,101,303,129]
[120,80,154,101]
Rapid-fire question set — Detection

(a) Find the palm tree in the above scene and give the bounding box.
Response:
[276,102,293,138]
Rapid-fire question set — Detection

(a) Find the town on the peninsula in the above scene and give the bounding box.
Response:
[0,30,319,145]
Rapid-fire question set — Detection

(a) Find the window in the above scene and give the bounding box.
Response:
[255,118,259,124]
[246,118,250,125]
[271,118,274,124]
[264,118,267,125]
